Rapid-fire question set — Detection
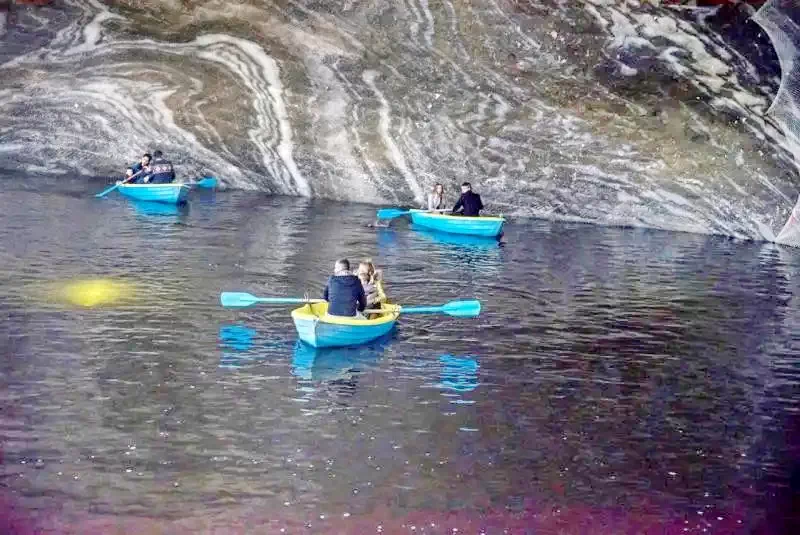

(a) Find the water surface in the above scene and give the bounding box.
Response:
[1,180,799,533]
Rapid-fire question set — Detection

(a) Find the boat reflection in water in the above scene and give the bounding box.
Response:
[410,226,503,273]
[127,199,190,218]
[291,336,392,396]
[410,226,503,249]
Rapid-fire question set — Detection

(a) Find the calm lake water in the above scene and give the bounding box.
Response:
[1,178,799,534]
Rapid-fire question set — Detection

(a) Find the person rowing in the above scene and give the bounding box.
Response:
[141,150,176,184]
[452,181,484,217]
[125,153,151,184]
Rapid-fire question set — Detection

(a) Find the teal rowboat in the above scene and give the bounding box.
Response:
[118,183,190,204]
[408,209,505,237]
[291,302,400,348]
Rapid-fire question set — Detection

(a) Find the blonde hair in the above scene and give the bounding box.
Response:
[357,259,378,283]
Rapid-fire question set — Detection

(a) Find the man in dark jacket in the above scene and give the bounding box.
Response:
[323,258,367,317]
[452,181,484,217]
[143,150,176,184]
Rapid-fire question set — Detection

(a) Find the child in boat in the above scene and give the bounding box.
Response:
[356,259,387,316]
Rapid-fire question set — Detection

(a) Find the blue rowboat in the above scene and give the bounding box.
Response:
[118,183,190,204]
[193,176,218,189]
[409,209,505,237]
[291,302,400,348]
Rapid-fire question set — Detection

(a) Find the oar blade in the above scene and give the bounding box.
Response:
[441,299,482,317]
[195,176,218,189]
[220,292,260,307]
[376,208,410,220]
[95,183,120,198]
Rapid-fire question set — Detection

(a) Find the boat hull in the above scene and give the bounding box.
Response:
[291,302,399,348]
[409,209,505,237]
[118,183,190,204]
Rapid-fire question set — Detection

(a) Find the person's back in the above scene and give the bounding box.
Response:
[145,150,175,184]
[324,259,366,317]
[452,182,483,217]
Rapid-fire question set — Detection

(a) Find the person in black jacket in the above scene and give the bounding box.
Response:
[323,258,367,317]
[143,150,176,184]
[452,182,484,217]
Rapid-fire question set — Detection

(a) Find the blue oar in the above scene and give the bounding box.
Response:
[365,299,481,318]
[95,170,143,198]
[220,292,324,308]
[193,176,218,189]
[376,208,412,220]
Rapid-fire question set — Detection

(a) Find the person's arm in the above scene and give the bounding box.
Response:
[452,195,463,214]
[427,194,435,211]
[356,284,367,312]
[375,280,386,304]
[323,281,330,301]
[477,194,484,212]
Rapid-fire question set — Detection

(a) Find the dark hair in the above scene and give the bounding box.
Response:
[462,182,471,187]
[143,153,152,160]
[336,258,350,271]
[153,150,163,158]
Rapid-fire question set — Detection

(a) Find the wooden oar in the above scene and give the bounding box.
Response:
[220,292,324,308]
[95,169,145,198]
[363,299,481,318]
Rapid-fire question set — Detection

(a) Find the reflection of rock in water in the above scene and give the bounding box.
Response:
[1,0,798,238]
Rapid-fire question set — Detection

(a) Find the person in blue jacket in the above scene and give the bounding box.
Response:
[452,182,484,217]
[142,150,176,184]
[323,258,367,317]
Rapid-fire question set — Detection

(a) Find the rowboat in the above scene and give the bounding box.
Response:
[409,209,505,237]
[118,183,190,204]
[291,302,400,348]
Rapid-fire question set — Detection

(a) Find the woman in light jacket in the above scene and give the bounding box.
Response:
[427,183,445,211]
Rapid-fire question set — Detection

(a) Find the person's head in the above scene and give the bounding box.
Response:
[152,150,163,159]
[334,258,350,275]
[461,181,471,194]
[433,183,444,195]
[141,153,152,166]
[357,259,376,283]
[126,168,134,177]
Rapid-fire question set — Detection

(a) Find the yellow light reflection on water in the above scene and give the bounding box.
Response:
[50,278,138,308]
